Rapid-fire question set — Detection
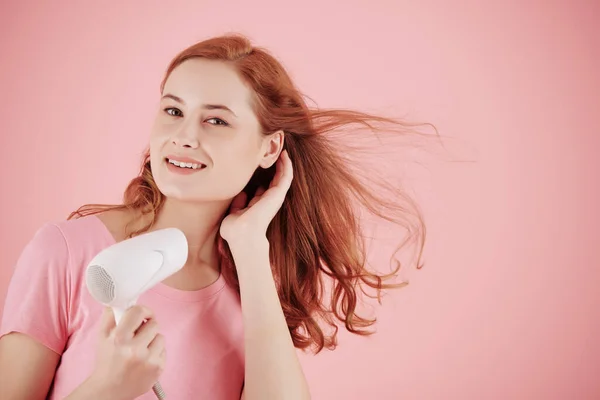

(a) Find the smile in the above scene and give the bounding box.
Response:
[167,158,205,170]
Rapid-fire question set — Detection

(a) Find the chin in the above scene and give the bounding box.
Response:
[158,185,233,204]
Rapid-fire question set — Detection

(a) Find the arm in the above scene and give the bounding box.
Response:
[221,150,309,400]
[230,239,311,400]
[0,333,60,400]
[0,333,112,400]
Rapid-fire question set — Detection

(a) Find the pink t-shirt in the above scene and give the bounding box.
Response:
[0,215,245,399]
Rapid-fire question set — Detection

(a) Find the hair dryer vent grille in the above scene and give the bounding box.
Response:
[86,265,116,304]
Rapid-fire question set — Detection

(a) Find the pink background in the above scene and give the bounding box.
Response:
[1,1,598,399]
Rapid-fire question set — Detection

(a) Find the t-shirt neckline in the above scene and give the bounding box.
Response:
[89,214,227,302]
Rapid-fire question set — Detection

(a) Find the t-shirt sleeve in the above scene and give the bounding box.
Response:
[0,223,71,355]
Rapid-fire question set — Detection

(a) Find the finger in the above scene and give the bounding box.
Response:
[270,155,284,189]
[157,347,167,365]
[114,305,154,343]
[243,152,294,218]
[270,151,293,195]
[154,347,167,371]
[229,191,248,214]
[148,333,166,359]
[276,151,294,186]
[132,319,160,348]
[99,307,116,338]
[146,334,166,371]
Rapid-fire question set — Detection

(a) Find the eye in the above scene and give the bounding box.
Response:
[206,118,229,127]
[164,107,182,117]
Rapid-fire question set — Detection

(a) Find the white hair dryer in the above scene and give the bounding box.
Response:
[84,227,188,400]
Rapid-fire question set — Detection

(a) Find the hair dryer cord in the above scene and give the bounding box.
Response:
[152,382,166,399]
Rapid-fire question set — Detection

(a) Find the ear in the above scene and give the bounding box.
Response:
[258,130,285,169]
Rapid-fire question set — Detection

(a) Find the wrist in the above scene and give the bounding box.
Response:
[74,375,128,400]
[228,237,273,281]
[227,236,270,257]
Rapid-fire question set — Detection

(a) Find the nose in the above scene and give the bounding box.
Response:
[171,122,200,149]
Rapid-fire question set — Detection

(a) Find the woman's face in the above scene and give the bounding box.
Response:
[149,58,283,203]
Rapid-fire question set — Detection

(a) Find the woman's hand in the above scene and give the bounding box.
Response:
[220,150,293,246]
[86,305,166,400]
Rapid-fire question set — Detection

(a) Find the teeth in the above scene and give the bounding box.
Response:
[168,159,203,169]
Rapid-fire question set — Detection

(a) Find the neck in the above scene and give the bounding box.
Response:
[150,197,230,271]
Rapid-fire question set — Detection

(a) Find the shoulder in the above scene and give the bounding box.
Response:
[51,214,114,247]
[53,207,138,246]
[21,214,117,268]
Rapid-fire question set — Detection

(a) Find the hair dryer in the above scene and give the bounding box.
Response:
[84,227,189,400]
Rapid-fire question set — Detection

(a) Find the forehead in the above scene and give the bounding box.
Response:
[163,58,255,116]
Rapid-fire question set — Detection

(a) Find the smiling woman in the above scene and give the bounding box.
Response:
[146,57,277,203]
[0,33,431,400]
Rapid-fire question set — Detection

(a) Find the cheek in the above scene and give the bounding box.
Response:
[148,135,169,172]
[214,142,262,185]
[232,136,263,166]
[148,140,162,163]
[149,119,173,144]
[149,126,172,155]
[150,126,168,144]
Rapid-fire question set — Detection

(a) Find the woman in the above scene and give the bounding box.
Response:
[0,34,427,399]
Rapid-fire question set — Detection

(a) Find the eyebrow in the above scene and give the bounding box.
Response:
[162,93,237,117]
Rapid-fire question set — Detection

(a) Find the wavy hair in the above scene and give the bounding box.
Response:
[69,33,433,353]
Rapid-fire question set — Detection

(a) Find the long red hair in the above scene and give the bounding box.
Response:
[70,33,432,353]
